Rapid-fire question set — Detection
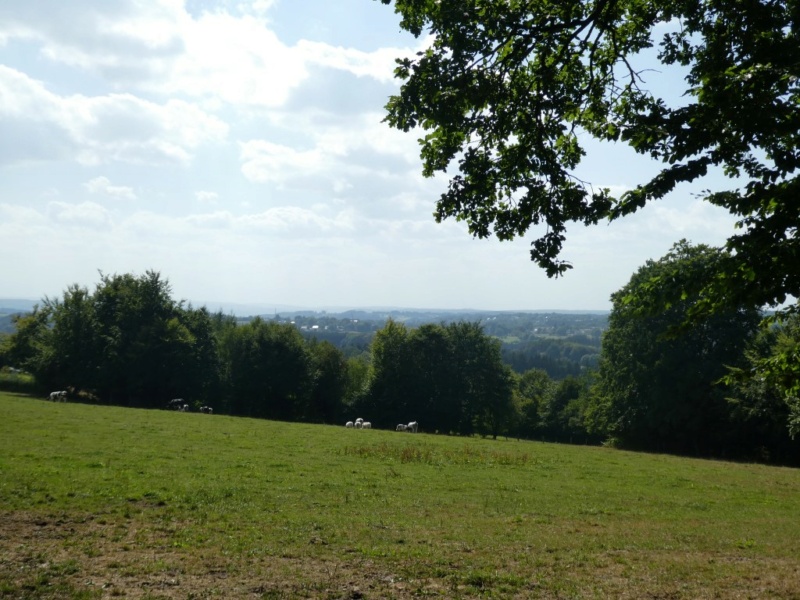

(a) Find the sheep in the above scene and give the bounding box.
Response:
[396,424,407,431]
[355,421,363,429]
[345,421,354,428]
[48,391,67,402]
[407,421,419,433]
[362,421,372,429]
[167,398,185,410]
[200,406,213,414]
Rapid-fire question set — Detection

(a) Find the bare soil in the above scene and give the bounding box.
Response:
[0,511,454,599]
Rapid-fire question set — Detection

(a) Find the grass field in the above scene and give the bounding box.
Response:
[1,392,799,599]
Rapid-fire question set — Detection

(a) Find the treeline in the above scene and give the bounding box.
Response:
[0,271,601,441]
[0,272,349,422]
[502,338,600,379]
[2,243,799,465]
[0,272,513,435]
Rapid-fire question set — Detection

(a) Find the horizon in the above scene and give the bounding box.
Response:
[0,296,609,317]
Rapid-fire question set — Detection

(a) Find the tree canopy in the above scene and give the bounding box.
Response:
[362,320,515,436]
[589,241,764,455]
[379,0,800,316]
[5,271,220,408]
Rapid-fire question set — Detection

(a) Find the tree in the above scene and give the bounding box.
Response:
[725,315,800,444]
[514,368,554,438]
[219,318,312,420]
[540,375,587,443]
[363,319,415,426]
[407,323,461,432]
[306,339,348,423]
[343,353,371,413]
[379,0,800,316]
[178,306,222,406]
[364,320,515,435]
[588,242,761,456]
[4,307,53,390]
[90,271,201,407]
[5,271,220,407]
[446,321,515,437]
[44,285,99,393]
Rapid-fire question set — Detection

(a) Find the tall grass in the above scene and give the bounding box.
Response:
[1,391,799,599]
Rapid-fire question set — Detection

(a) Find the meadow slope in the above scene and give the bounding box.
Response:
[1,392,799,599]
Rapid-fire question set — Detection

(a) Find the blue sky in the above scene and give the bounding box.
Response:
[0,0,738,311]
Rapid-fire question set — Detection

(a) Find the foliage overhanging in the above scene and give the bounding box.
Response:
[379,0,800,317]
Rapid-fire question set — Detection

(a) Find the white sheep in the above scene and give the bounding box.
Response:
[345,421,354,428]
[362,421,372,429]
[407,421,419,433]
[48,391,67,402]
[396,424,407,431]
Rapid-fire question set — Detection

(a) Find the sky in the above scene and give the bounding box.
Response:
[0,0,740,312]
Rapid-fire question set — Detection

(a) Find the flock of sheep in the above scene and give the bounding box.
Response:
[167,398,213,413]
[345,417,419,433]
[46,391,414,432]
[396,421,419,433]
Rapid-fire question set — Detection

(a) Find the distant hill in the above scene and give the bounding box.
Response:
[0,313,22,334]
[0,299,37,314]
[0,300,36,334]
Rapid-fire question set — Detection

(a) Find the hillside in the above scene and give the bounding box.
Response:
[1,392,799,599]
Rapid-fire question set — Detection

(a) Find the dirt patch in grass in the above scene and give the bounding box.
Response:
[0,511,454,599]
[2,511,799,599]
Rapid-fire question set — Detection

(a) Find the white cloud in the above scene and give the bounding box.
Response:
[159,12,308,107]
[0,1,185,82]
[0,1,417,110]
[649,200,737,238]
[239,140,332,183]
[0,203,48,229]
[297,40,408,84]
[84,176,137,200]
[238,206,356,234]
[238,112,423,197]
[3,0,720,311]
[0,66,228,167]
[46,201,114,229]
[250,0,278,16]
[195,190,219,204]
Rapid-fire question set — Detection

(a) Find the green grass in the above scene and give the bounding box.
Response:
[1,391,799,598]
[0,369,38,394]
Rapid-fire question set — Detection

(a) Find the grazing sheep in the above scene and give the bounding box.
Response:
[362,422,372,429]
[407,421,419,433]
[167,398,185,410]
[200,406,213,414]
[396,424,407,431]
[48,391,67,402]
[355,421,363,429]
[345,421,354,428]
